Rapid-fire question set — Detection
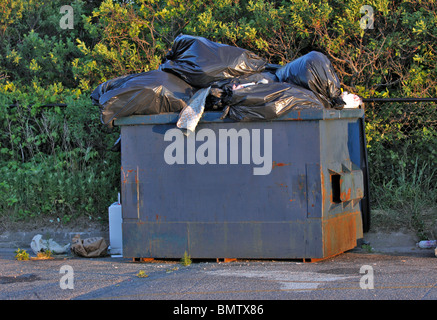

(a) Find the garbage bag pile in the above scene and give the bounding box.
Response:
[91,34,361,131]
[159,34,267,88]
[91,70,195,127]
[275,51,345,109]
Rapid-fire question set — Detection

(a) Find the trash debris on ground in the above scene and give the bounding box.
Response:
[14,248,30,261]
[30,234,70,255]
[137,270,149,278]
[71,234,108,258]
[31,251,54,260]
[416,240,437,249]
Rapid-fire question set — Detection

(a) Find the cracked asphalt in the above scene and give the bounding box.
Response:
[0,246,436,303]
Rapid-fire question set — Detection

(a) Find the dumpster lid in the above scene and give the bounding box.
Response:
[114,108,364,126]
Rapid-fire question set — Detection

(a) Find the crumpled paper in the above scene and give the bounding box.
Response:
[71,234,108,258]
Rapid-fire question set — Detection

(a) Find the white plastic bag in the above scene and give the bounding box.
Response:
[176,86,211,136]
[341,91,363,108]
[30,234,70,255]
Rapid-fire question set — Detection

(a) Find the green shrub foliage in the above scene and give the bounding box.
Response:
[0,0,436,221]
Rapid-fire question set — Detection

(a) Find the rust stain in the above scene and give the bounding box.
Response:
[340,188,351,202]
[289,110,303,121]
[320,168,326,205]
[303,252,344,263]
[136,166,140,220]
[121,167,127,184]
[323,212,358,258]
[216,258,237,263]
[132,257,154,262]
[141,258,155,262]
[272,161,291,169]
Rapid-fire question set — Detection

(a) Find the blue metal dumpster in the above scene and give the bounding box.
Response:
[115,108,366,260]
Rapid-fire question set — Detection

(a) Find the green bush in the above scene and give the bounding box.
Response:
[365,101,437,184]
[0,86,120,221]
[365,101,437,236]
[0,0,436,224]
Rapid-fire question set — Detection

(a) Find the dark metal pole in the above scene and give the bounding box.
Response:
[363,98,437,103]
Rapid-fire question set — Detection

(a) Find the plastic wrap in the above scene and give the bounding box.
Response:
[176,87,211,136]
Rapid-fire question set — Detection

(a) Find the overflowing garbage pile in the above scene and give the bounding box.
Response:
[29,234,108,258]
[91,34,362,134]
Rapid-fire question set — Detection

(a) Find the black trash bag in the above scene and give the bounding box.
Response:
[223,82,324,121]
[91,70,195,127]
[110,134,121,152]
[264,63,282,73]
[230,71,278,86]
[275,51,345,109]
[206,86,232,111]
[159,34,267,88]
[205,72,278,110]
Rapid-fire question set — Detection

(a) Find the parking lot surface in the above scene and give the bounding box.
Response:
[0,247,436,303]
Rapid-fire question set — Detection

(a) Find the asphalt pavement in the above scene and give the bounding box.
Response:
[0,230,436,320]
[0,239,436,303]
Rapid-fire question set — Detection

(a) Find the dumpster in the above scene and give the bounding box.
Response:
[115,107,366,261]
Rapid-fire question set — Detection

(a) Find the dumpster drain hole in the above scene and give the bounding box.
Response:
[331,174,341,203]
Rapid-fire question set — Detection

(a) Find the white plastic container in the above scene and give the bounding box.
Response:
[108,199,123,256]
